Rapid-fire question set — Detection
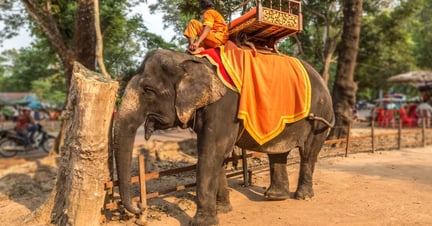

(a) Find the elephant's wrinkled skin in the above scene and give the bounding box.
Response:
[113,49,334,225]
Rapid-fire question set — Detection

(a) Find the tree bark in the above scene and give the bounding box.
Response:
[320,29,342,85]
[329,0,363,139]
[24,62,119,225]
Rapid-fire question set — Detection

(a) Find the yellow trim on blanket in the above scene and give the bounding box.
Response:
[238,57,311,144]
[219,45,243,91]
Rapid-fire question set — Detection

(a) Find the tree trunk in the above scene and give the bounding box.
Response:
[24,62,119,225]
[319,23,342,85]
[329,0,363,139]
[321,51,334,85]
[19,1,117,224]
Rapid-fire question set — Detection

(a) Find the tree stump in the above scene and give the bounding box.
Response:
[25,62,119,225]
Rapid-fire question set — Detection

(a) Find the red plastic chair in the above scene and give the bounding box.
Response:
[375,108,385,127]
[382,109,396,128]
[399,107,417,128]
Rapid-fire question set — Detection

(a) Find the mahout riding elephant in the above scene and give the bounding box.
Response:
[113,49,334,225]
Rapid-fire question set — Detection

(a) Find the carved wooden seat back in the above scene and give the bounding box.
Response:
[228,0,302,53]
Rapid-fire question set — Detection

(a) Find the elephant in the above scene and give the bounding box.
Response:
[113,49,334,225]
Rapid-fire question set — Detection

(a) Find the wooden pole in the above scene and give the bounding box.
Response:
[242,148,249,187]
[371,119,375,153]
[422,116,426,147]
[345,123,351,157]
[397,119,402,150]
[136,154,148,225]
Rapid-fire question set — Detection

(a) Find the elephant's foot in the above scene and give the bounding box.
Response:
[216,201,233,213]
[190,212,219,226]
[264,186,290,200]
[295,185,314,200]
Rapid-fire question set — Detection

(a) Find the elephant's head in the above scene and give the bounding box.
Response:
[113,49,226,214]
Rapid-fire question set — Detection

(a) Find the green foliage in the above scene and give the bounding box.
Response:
[355,0,422,101]
[0,43,66,104]
[0,44,61,90]
[0,2,28,43]
[413,0,432,69]
[31,79,66,105]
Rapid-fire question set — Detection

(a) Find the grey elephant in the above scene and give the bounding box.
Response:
[113,49,334,225]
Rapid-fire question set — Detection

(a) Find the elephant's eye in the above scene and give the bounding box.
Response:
[142,86,156,96]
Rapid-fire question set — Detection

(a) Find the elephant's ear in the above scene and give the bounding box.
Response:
[175,59,226,126]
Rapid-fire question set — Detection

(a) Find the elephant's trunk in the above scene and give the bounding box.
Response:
[113,76,145,214]
[113,133,142,214]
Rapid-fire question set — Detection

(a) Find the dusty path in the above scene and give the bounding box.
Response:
[144,146,432,226]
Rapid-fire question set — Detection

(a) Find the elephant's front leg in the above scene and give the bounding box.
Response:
[193,153,225,226]
[264,153,291,200]
[216,167,232,213]
[191,91,239,226]
[192,130,238,225]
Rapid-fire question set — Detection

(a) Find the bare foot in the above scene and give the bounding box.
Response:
[187,47,205,55]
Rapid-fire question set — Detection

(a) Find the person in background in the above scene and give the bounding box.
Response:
[15,107,37,149]
[183,0,229,54]
[352,109,360,122]
[416,98,432,128]
[33,109,41,121]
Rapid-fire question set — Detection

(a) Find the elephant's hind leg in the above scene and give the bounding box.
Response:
[295,135,324,199]
[264,152,290,200]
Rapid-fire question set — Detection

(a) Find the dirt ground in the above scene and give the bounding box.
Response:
[140,146,432,226]
[0,129,431,225]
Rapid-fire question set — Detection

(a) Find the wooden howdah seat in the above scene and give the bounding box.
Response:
[228,0,302,53]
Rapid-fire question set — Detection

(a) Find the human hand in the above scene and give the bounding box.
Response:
[189,41,200,51]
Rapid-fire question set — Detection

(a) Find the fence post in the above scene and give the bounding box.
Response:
[345,123,351,157]
[241,148,249,187]
[422,116,426,147]
[371,119,375,153]
[137,154,148,225]
[397,119,402,150]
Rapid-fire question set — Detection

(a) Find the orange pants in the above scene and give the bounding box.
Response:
[183,19,226,49]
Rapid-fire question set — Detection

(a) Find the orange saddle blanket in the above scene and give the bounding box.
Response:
[197,41,311,144]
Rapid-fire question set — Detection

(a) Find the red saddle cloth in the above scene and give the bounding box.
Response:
[197,41,311,144]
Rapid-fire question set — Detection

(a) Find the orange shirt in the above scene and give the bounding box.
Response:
[202,9,228,43]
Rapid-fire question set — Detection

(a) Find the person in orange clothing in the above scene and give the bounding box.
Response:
[183,0,229,54]
[15,107,37,150]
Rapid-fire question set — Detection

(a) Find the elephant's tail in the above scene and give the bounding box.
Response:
[308,113,335,128]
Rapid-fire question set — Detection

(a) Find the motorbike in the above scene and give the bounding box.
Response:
[0,124,56,158]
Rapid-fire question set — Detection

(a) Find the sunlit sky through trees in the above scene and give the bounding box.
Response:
[0,0,174,52]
